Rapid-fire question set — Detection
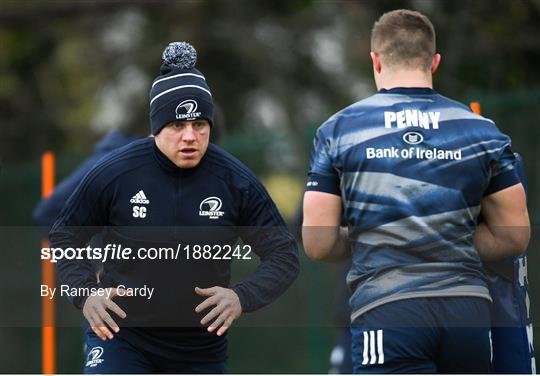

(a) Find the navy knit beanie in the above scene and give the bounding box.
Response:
[149,42,213,135]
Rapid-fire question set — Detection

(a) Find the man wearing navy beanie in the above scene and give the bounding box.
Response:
[50,42,299,374]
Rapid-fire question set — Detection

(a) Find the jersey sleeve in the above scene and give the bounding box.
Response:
[306,123,341,196]
[484,134,521,196]
[232,180,299,312]
[49,166,110,309]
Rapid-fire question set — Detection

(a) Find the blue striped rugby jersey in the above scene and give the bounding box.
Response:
[306,87,521,322]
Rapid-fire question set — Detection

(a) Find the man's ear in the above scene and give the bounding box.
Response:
[370,52,382,74]
[431,53,441,74]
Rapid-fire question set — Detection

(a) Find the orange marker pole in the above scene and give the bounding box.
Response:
[41,151,56,374]
[470,101,481,115]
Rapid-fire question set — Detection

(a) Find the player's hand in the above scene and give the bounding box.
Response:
[82,288,127,341]
[194,286,242,336]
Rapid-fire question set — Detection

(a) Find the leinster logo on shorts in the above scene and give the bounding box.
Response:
[402,131,424,145]
[85,346,104,368]
[176,99,202,120]
[199,196,225,219]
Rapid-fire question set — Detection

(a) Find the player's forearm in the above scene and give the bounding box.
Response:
[232,242,299,312]
[474,222,530,262]
[303,226,350,262]
[49,227,100,309]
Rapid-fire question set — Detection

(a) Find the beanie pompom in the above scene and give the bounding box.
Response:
[162,42,197,69]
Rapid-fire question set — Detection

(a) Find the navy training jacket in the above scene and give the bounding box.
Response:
[49,137,299,362]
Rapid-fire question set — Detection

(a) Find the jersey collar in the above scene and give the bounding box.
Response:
[378,87,437,95]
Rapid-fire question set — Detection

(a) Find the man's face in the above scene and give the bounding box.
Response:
[155,119,210,168]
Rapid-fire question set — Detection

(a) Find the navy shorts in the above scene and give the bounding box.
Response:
[351,297,491,374]
[83,328,227,374]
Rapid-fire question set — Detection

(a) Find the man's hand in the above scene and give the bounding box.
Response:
[194,286,242,336]
[82,288,127,341]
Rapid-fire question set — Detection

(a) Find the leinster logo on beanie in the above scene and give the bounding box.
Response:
[175,99,201,120]
[149,42,214,135]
